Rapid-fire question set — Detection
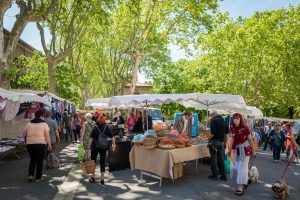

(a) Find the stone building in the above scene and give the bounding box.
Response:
[124,82,152,95]
[3,28,36,58]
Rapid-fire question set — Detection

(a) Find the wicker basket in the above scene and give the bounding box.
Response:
[185,143,192,147]
[80,160,96,174]
[132,141,143,145]
[143,137,157,148]
[144,144,157,149]
[174,143,186,148]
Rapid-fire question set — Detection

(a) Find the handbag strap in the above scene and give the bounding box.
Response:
[84,149,90,161]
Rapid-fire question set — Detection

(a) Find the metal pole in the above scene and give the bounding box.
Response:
[146,100,149,130]
[206,101,209,129]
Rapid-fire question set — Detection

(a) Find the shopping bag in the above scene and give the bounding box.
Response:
[78,142,85,161]
[224,155,231,174]
[80,150,95,174]
[229,160,236,179]
[47,152,60,169]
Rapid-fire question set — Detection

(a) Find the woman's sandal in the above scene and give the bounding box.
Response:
[235,189,244,196]
[243,184,248,190]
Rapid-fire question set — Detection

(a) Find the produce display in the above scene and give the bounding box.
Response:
[144,129,157,137]
[143,134,158,148]
[153,121,167,132]
[132,134,145,145]
[132,122,208,149]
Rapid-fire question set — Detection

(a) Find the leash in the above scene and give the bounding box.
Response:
[280,151,296,179]
[248,155,256,169]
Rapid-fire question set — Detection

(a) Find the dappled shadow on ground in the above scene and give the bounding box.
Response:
[0,142,79,200]
[74,152,300,200]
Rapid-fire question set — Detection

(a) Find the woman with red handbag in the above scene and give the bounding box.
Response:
[228,113,256,196]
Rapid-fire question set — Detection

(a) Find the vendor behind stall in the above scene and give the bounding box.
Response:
[112,111,125,136]
[174,112,192,136]
[132,111,143,134]
[143,110,153,130]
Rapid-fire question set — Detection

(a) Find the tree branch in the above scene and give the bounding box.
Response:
[27,0,58,22]
[36,22,50,55]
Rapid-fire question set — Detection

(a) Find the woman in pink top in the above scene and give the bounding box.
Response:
[24,110,52,182]
[127,112,137,134]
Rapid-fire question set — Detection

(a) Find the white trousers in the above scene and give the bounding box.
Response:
[233,150,250,185]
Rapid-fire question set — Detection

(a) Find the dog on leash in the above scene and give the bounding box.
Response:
[272,179,289,200]
[248,166,259,184]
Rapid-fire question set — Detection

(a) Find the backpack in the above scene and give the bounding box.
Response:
[296,135,300,145]
[95,125,108,149]
[47,152,60,169]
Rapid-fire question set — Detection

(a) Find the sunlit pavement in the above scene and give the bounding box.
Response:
[0,144,299,200]
[0,141,79,200]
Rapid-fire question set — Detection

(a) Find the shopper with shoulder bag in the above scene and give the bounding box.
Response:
[228,113,256,196]
[87,115,116,185]
[269,123,286,162]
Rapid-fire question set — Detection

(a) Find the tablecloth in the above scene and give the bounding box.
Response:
[129,144,210,179]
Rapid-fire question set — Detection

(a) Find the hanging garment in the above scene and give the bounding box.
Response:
[1,100,20,121]
[24,103,41,119]
[0,97,7,111]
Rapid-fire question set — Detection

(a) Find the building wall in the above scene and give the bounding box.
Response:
[4,29,35,59]
[124,86,152,95]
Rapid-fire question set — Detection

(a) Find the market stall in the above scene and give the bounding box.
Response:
[10,89,76,120]
[107,93,246,182]
[0,88,52,165]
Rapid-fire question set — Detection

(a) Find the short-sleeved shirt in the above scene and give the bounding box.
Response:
[210,115,229,142]
[83,121,95,147]
[63,115,72,128]
[24,122,50,145]
[44,117,58,144]
[90,123,113,150]
[230,125,251,150]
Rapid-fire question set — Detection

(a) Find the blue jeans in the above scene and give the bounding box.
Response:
[273,146,281,160]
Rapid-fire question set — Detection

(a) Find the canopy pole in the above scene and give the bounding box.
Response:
[146,100,149,130]
[206,101,209,128]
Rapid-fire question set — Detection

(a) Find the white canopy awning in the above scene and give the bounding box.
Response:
[85,98,111,108]
[245,106,263,118]
[109,93,198,107]
[178,93,246,112]
[264,117,295,123]
[108,93,247,114]
[0,88,51,107]
[209,106,263,118]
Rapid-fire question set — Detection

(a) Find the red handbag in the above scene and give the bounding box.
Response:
[236,146,252,156]
[244,146,252,156]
